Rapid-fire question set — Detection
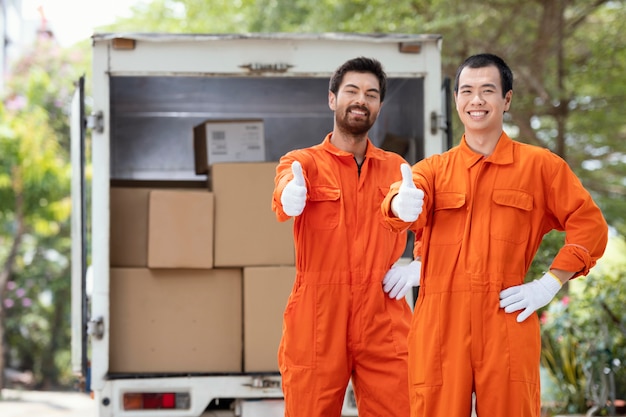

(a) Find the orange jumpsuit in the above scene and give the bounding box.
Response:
[381,133,608,417]
[273,134,413,417]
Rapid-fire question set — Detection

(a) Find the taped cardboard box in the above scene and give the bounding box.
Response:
[194,119,266,175]
[110,188,151,267]
[212,162,294,267]
[148,189,214,269]
[109,267,243,373]
[243,266,295,372]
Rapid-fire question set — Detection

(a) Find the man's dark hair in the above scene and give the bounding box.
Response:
[454,53,513,97]
[329,57,387,102]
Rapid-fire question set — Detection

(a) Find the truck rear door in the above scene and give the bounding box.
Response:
[70,75,89,391]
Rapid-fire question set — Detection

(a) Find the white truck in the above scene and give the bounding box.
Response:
[70,33,449,417]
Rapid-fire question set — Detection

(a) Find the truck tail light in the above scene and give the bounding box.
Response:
[123,392,190,410]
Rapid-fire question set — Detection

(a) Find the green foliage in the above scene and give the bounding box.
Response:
[1,35,86,388]
[101,0,258,33]
[102,0,626,236]
[0,39,75,238]
[540,235,626,414]
[541,296,589,414]
[4,231,73,388]
[527,230,567,280]
[0,238,66,385]
[7,38,88,153]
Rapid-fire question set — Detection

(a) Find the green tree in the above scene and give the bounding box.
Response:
[0,34,87,391]
[104,0,258,33]
[102,0,626,235]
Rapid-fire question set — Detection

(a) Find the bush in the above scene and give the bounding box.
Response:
[540,235,626,415]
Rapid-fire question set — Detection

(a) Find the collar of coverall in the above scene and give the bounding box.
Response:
[460,131,515,168]
[322,133,389,161]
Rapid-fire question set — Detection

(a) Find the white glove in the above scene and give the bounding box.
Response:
[382,260,421,300]
[499,272,562,322]
[390,164,424,222]
[280,161,307,217]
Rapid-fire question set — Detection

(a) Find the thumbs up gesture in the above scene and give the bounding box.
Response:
[281,161,307,217]
[391,164,424,222]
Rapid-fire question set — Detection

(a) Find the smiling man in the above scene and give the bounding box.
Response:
[381,53,608,417]
[272,57,420,417]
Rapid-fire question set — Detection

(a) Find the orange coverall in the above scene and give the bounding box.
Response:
[273,134,413,417]
[381,133,608,417]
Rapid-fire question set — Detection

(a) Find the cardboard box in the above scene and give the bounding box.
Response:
[110,188,151,267]
[243,266,295,372]
[148,189,214,269]
[194,119,266,174]
[212,162,295,267]
[109,268,243,373]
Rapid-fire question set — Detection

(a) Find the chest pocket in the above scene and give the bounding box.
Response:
[430,192,466,246]
[305,186,341,229]
[490,189,533,244]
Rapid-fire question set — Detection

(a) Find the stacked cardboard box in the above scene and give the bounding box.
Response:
[147,189,214,268]
[109,156,296,373]
[193,119,266,175]
[109,267,242,373]
[243,266,295,372]
[211,162,294,267]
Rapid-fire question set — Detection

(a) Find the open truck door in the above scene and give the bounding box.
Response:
[70,75,90,392]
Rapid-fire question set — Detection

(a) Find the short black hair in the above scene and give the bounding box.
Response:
[329,57,387,102]
[454,53,513,97]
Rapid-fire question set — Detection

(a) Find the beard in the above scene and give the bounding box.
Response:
[336,105,376,136]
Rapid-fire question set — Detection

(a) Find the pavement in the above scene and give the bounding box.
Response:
[0,388,97,417]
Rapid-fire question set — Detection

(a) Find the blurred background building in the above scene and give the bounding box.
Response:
[1,0,55,93]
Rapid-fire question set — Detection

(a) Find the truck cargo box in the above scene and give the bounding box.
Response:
[71,32,447,417]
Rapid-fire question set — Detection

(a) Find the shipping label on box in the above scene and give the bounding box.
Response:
[194,119,265,174]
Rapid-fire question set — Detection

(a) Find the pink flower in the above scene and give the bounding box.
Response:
[561,296,570,306]
[16,288,26,298]
[6,281,16,290]
[22,298,32,307]
[540,311,549,324]
[3,298,14,308]
[5,94,27,111]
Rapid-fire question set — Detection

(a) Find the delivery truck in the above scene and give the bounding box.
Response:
[70,32,449,417]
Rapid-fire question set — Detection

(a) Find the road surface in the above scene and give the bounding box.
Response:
[0,388,96,417]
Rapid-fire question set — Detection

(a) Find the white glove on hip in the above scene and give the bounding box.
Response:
[383,260,421,300]
[499,271,562,323]
[391,164,424,222]
[280,161,307,217]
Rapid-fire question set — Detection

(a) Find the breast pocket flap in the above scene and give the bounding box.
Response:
[493,189,533,211]
[434,192,465,211]
[309,186,340,202]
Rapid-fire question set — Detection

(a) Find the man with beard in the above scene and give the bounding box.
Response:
[272,57,420,417]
